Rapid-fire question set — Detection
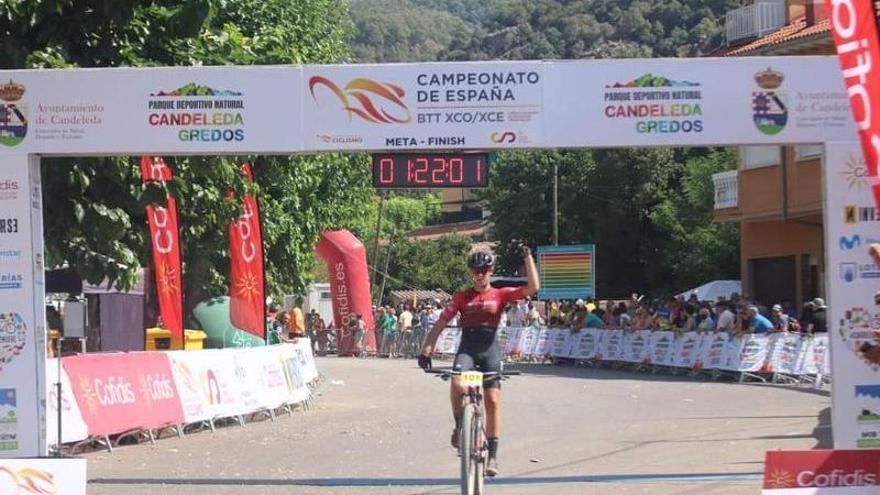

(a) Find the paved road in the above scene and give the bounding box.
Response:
[87,356,830,494]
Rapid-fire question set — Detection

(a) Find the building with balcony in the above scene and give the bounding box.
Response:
[712,0,831,307]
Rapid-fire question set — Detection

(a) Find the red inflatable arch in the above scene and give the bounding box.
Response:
[315,230,376,355]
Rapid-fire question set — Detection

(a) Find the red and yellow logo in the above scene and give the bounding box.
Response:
[157,261,178,296]
[309,76,411,124]
[235,271,260,302]
[0,467,57,494]
[765,469,796,488]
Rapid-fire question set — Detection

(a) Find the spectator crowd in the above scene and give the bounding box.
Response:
[264,291,828,359]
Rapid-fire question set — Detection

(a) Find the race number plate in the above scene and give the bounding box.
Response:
[460,371,484,385]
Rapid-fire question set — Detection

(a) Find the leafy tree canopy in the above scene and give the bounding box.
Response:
[3,0,371,312]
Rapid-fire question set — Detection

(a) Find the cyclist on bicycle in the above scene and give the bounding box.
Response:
[418,247,539,477]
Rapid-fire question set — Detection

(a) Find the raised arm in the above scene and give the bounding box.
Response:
[522,247,539,297]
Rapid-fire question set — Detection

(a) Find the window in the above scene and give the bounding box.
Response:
[795,144,823,161]
[740,145,781,169]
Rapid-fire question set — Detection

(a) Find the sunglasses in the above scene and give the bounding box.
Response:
[471,267,492,275]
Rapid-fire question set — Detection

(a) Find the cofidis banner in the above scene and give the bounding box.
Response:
[763,449,880,494]
[63,352,184,437]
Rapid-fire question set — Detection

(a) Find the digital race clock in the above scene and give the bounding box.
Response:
[371,153,490,188]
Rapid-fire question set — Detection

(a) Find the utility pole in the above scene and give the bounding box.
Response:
[552,162,559,246]
[370,191,386,291]
[377,226,396,307]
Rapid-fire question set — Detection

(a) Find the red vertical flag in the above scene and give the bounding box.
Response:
[140,156,184,343]
[826,0,880,205]
[228,163,266,339]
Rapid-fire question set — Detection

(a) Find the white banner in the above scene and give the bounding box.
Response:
[435,328,461,355]
[517,327,540,356]
[276,344,312,405]
[646,331,676,366]
[545,56,852,149]
[303,62,544,151]
[549,328,576,358]
[0,57,854,157]
[673,332,702,369]
[503,327,524,355]
[0,458,86,495]
[45,359,88,446]
[768,333,803,375]
[730,335,771,373]
[621,330,652,363]
[289,338,318,384]
[533,328,551,356]
[173,349,249,420]
[233,347,289,412]
[598,330,624,362]
[799,335,831,376]
[570,329,601,360]
[824,142,880,449]
[698,332,729,370]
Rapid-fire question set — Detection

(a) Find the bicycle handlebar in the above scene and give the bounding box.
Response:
[424,368,521,377]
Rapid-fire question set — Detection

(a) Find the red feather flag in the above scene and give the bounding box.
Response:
[140,156,184,343]
[228,163,266,339]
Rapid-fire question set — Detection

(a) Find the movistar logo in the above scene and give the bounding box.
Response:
[840,235,861,250]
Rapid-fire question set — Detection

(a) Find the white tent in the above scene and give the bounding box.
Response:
[678,280,741,302]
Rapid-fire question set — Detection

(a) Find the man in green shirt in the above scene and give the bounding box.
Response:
[381,306,397,356]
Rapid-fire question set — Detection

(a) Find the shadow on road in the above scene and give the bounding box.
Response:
[89,471,762,488]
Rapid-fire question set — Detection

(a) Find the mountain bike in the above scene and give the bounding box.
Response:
[425,368,519,495]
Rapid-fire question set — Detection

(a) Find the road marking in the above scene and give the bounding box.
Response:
[89,471,764,487]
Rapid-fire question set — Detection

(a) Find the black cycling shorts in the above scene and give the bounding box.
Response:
[453,327,502,390]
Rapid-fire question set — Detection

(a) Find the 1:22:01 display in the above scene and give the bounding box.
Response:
[371,153,489,188]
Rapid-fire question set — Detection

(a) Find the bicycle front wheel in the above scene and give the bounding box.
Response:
[473,409,486,495]
[460,404,476,495]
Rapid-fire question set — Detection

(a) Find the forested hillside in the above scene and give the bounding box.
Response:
[349,0,739,63]
[349,0,742,297]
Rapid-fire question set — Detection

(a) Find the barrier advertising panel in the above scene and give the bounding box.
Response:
[763,449,880,494]
[647,331,676,366]
[45,359,88,446]
[62,352,184,436]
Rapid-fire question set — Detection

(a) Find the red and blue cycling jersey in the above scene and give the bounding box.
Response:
[440,286,526,329]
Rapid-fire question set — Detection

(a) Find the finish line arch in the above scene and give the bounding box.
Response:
[0,56,871,459]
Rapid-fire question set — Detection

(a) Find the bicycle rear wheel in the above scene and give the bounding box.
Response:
[460,404,476,495]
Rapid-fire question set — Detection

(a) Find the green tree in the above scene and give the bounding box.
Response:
[3,1,372,313]
[648,149,740,293]
[348,0,478,62]
[372,234,473,303]
[482,147,735,297]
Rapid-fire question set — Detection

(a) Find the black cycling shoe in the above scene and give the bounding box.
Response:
[450,428,460,449]
[486,456,499,477]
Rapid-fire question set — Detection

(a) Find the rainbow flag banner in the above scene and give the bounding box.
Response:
[537,244,595,300]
